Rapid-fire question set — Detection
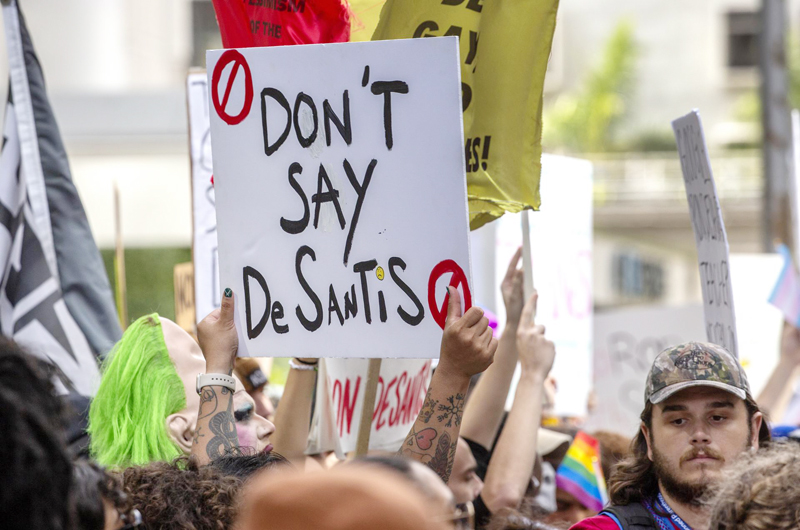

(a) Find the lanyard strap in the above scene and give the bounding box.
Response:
[656,493,693,530]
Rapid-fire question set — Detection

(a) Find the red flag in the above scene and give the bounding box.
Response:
[212,0,351,48]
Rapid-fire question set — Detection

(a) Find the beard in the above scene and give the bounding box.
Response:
[651,445,712,507]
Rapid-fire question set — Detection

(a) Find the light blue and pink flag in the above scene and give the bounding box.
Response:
[768,245,800,328]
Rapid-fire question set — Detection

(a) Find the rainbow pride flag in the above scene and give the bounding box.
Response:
[555,431,608,512]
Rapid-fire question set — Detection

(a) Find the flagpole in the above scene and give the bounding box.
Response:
[521,210,535,311]
[114,182,128,330]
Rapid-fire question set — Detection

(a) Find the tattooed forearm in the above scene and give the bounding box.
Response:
[420,389,439,423]
[191,386,239,462]
[437,393,464,427]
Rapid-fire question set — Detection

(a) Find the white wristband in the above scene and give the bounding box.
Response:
[196,373,236,395]
[289,359,318,371]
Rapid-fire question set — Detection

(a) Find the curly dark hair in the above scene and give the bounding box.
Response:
[121,456,242,530]
[209,447,292,481]
[608,396,771,506]
[73,459,135,530]
[0,339,73,530]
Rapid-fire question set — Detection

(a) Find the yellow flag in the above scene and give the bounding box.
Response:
[369,0,559,230]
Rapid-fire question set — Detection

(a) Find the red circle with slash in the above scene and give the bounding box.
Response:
[211,50,254,125]
[428,259,472,329]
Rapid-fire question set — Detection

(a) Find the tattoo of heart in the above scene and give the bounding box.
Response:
[420,391,439,423]
[411,428,438,450]
[205,389,237,459]
[437,393,465,427]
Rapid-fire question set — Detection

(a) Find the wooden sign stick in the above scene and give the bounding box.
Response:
[521,210,536,307]
[354,357,382,456]
[114,182,128,330]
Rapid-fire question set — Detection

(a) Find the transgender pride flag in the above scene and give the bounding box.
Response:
[768,245,800,328]
[555,431,608,512]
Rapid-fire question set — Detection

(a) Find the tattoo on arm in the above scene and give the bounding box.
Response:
[428,432,454,483]
[420,389,439,423]
[195,386,238,460]
[437,393,464,427]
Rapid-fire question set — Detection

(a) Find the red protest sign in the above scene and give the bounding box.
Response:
[211,0,351,48]
[428,259,473,329]
[211,50,254,126]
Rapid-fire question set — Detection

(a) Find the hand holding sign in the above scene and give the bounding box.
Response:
[516,291,555,378]
[437,286,497,381]
[198,289,238,375]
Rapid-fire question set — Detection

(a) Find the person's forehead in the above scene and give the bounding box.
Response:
[657,386,741,410]
[453,438,477,474]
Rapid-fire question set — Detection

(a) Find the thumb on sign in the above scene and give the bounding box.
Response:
[198,288,239,375]
[438,286,497,381]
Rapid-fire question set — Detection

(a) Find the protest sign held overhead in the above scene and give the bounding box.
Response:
[187,72,220,322]
[206,37,472,358]
[672,110,738,358]
[372,0,560,229]
[210,0,350,48]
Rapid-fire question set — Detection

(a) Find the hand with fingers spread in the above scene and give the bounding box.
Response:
[501,247,525,327]
[516,290,555,379]
[197,288,238,375]
[437,285,498,381]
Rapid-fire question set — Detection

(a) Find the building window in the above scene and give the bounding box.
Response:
[727,12,759,68]
[191,0,222,69]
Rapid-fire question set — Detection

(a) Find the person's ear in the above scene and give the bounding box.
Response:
[750,411,763,450]
[641,422,654,462]
[166,413,195,454]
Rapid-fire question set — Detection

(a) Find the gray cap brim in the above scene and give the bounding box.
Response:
[649,380,747,405]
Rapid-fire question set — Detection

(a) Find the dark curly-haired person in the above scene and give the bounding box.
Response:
[571,342,771,530]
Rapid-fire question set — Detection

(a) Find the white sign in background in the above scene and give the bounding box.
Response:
[673,111,738,357]
[493,154,593,417]
[187,72,220,322]
[307,358,433,455]
[207,38,471,358]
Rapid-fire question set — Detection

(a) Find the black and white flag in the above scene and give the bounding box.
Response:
[0,1,122,396]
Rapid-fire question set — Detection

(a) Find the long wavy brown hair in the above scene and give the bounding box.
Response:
[608,396,771,506]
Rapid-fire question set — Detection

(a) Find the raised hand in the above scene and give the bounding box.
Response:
[516,291,555,378]
[197,288,238,375]
[437,285,498,381]
[501,247,525,326]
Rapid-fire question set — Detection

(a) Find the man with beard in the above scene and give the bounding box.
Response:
[571,342,771,530]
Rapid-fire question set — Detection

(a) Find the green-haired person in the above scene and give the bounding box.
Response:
[88,291,275,468]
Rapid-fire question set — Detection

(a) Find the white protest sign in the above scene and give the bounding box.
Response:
[207,38,471,358]
[495,154,593,417]
[585,304,706,437]
[187,72,220,323]
[672,111,738,357]
[307,358,433,455]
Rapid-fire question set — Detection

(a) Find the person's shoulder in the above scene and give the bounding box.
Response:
[569,513,622,530]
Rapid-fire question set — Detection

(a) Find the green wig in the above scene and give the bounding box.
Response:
[88,314,187,468]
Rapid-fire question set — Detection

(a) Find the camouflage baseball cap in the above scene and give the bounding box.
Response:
[644,342,750,405]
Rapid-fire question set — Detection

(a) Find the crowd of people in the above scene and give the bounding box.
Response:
[5,249,800,530]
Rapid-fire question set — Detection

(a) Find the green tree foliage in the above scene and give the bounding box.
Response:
[544,20,637,153]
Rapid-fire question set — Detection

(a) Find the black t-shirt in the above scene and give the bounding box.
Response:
[463,437,493,529]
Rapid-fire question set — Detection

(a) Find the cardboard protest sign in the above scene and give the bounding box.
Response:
[372,0,560,229]
[307,358,433,455]
[672,111,738,357]
[585,304,706,436]
[187,72,221,323]
[495,154,593,417]
[206,38,471,358]
[174,262,196,334]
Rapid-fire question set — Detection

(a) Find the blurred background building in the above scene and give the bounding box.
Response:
[0,0,796,321]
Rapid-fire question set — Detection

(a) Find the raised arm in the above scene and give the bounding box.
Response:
[271,357,317,468]
[193,289,240,465]
[481,292,555,511]
[399,286,497,483]
[460,247,525,448]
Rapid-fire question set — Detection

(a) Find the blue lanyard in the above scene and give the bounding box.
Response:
[656,493,693,530]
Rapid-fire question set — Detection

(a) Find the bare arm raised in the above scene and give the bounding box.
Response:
[192,289,240,465]
[399,286,497,484]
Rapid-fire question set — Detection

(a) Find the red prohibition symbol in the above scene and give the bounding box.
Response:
[211,50,254,125]
[428,259,472,330]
